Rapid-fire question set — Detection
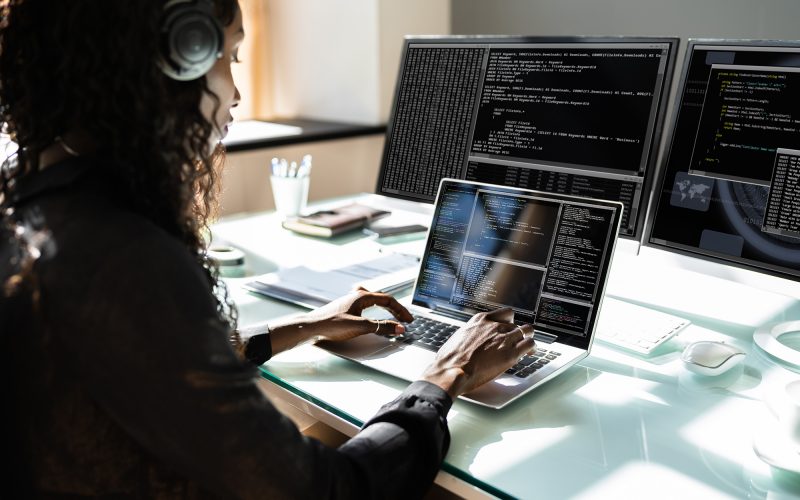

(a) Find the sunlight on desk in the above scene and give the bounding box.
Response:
[608,250,799,329]
[469,427,572,477]
[295,379,397,418]
[574,462,729,500]
[266,344,462,424]
[574,373,665,407]
[223,120,303,146]
[271,344,332,364]
[680,398,761,464]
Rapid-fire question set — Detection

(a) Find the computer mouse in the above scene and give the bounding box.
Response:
[681,341,746,376]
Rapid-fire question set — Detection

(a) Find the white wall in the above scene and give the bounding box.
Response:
[221,135,385,215]
[267,0,450,124]
[220,0,451,218]
[451,0,800,40]
[268,0,380,123]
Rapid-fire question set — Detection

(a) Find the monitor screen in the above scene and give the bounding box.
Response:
[375,36,678,239]
[646,40,800,280]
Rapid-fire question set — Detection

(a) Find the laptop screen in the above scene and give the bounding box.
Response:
[412,179,622,349]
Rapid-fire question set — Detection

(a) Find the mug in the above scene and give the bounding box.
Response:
[270,175,310,218]
[767,379,800,452]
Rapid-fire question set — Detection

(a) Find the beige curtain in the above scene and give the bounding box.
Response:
[233,0,274,120]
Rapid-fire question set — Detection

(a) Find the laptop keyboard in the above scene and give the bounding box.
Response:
[385,316,557,378]
[392,316,459,351]
[506,348,559,378]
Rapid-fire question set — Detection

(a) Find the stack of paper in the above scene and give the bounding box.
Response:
[244,253,420,308]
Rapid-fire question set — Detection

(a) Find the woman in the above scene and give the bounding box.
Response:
[0,1,535,498]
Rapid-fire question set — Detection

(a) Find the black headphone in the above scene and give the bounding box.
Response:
[158,0,223,81]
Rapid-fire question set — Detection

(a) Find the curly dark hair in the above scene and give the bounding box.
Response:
[0,0,239,329]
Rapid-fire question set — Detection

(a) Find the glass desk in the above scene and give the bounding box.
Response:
[214,198,800,499]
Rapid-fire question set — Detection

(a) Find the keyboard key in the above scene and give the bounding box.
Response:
[397,316,462,352]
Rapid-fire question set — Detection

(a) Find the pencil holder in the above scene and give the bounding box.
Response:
[270,175,310,218]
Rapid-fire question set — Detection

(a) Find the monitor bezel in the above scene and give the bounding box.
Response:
[643,38,800,281]
[374,34,680,241]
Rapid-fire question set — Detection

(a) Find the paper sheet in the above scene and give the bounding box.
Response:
[245,253,420,308]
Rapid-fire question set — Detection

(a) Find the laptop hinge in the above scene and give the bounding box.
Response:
[533,331,558,344]
[432,305,472,323]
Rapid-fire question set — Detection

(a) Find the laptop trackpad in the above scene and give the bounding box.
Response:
[321,337,434,382]
[359,344,434,382]
[316,334,393,359]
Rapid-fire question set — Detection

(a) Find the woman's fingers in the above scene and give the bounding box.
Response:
[339,313,405,336]
[506,323,534,340]
[484,306,514,323]
[369,318,405,337]
[504,324,536,356]
[352,290,414,322]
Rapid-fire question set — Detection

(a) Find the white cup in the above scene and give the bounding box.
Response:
[767,379,800,452]
[270,175,309,218]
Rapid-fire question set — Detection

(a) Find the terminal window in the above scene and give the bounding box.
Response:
[414,183,617,338]
[688,65,800,185]
[648,43,800,279]
[763,148,800,239]
[377,37,675,239]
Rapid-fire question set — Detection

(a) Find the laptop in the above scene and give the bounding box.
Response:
[319,179,623,408]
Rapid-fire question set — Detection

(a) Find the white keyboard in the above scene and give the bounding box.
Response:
[596,297,691,355]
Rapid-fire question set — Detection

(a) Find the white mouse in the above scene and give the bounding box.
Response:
[681,341,746,376]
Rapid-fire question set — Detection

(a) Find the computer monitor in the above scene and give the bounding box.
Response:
[646,40,800,280]
[375,36,678,239]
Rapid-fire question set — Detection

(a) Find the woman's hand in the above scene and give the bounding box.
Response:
[305,286,414,342]
[421,307,536,399]
[267,287,413,354]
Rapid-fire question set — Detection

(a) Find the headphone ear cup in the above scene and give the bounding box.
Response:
[158,0,223,81]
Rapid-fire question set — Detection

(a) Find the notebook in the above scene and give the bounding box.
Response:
[318,179,623,409]
[281,203,391,237]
